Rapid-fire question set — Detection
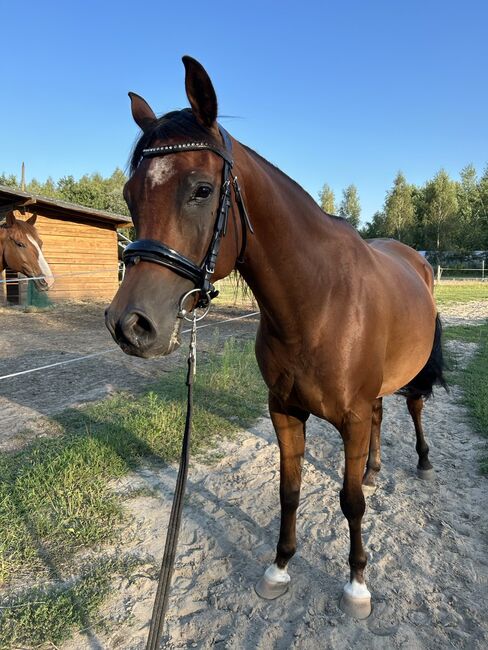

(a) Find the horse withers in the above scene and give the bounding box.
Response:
[105,57,446,619]
[0,210,54,292]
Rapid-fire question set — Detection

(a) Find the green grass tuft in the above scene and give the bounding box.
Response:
[435,282,488,306]
[0,556,144,648]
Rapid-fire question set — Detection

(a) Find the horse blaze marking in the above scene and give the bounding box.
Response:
[146,158,176,189]
[27,235,54,287]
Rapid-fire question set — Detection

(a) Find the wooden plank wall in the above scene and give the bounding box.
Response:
[35,215,120,301]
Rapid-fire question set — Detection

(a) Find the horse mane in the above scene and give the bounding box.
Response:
[129,109,220,175]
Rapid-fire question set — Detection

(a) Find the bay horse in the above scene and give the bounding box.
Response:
[105,57,445,619]
[0,210,54,292]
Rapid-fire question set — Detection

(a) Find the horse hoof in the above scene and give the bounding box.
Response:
[417,467,435,480]
[255,564,290,600]
[362,483,377,496]
[340,581,372,619]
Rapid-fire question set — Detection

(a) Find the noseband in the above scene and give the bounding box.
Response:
[123,125,253,315]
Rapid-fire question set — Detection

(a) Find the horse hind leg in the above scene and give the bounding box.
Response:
[255,395,309,600]
[362,397,382,495]
[407,396,435,480]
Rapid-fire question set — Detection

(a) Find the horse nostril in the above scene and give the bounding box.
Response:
[118,310,157,348]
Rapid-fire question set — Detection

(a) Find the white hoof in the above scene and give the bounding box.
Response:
[417,467,435,480]
[362,483,377,496]
[340,580,372,619]
[255,563,290,600]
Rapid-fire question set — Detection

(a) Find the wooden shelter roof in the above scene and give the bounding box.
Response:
[0,185,131,227]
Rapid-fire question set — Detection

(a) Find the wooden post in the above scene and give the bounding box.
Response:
[436,264,442,283]
[482,259,485,282]
[1,270,6,306]
[21,162,26,191]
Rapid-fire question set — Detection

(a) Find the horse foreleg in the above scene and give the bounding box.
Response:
[339,407,372,619]
[362,397,383,494]
[407,396,435,479]
[255,394,308,600]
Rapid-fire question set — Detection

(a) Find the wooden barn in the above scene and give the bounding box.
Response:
[0,185,131,305]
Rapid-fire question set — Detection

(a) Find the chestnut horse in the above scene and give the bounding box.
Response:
[0,210,54,291]
[106,57,445,619]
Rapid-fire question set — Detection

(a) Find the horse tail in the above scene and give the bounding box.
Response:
[398,313,448,400]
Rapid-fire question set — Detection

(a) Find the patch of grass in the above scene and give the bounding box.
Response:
[214,275,257,309]
[444,322,488,474]
[0,339,266,587]
[0,556,144,649]
[435,282,488,306]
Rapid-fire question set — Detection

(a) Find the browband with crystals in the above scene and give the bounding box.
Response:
[142,141,233,166]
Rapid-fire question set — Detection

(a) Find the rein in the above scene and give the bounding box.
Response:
[128,126,254,648]
[123,125,253,309]
[145,310,197,650]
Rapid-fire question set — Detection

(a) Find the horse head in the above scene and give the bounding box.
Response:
[1,210,54,291]
[106,57,244,358]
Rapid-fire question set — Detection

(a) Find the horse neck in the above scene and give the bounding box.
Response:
[233,143,357,331]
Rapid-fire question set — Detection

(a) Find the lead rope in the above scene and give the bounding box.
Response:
[145,312,197,650]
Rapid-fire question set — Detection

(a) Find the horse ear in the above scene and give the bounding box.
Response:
[128,92,157,132]
[5,211,16,227]
[182,56,218,129]
[26,213,37,226]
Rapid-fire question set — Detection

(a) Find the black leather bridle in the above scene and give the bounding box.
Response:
[123,125,253,313]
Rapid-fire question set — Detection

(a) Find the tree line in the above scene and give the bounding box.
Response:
[0,169,129,217]
[319,164,488,251]
[2,163,487,251]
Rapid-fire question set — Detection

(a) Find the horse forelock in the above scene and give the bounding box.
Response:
[129,109,220,176]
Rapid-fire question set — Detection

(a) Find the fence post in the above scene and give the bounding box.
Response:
[483,259,485,282]
[436,264,442,283]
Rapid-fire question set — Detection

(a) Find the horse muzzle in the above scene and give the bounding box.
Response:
[105,307,181,358]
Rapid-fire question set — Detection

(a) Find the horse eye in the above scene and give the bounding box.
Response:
[15,241,27,248]
[193,185,213,200]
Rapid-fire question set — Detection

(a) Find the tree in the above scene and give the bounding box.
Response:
[455,164,482,249]
[318,183,336,214]
[360,211,387,239]
[27,177,59,198]
[424,170,458,252]
[338,184,361,228]
[478,165,488,249]
[383,172,415,242]
[0,173,19,188]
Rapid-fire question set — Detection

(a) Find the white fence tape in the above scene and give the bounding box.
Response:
[0,311,260,381]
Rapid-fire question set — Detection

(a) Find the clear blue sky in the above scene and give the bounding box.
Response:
[2,0,487,223]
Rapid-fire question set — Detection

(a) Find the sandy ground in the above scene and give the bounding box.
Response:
[1,299,488,649]
[64,362,488,650]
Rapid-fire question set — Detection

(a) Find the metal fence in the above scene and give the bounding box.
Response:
[436,260,486,282]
